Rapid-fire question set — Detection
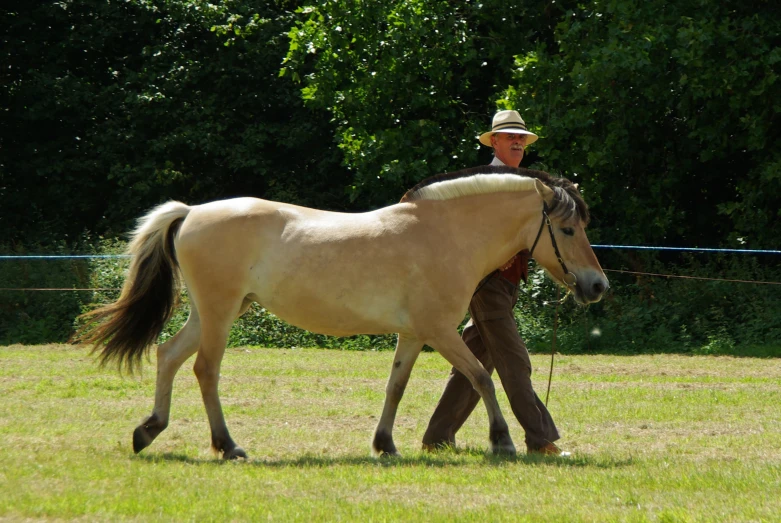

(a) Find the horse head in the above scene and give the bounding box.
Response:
[531,177,608,305]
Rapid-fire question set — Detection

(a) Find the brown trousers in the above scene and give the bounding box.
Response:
[422,273,560,450]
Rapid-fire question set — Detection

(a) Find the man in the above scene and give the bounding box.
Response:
[421,110,569,457]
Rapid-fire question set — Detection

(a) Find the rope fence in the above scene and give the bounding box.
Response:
[0,288,122,291]
[592,245,781,254]
[2,245,780,291]
[602,269,781,286]
[0,255,131,260]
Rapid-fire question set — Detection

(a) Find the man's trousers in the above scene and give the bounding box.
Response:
[422,273,560,450]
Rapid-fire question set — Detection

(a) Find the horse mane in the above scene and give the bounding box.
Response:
[400,165,590,224]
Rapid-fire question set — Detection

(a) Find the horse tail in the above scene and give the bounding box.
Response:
[76,201,192,373]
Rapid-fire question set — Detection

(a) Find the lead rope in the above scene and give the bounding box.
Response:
[544,286,560,407]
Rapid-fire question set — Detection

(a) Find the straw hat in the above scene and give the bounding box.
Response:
[479,110,539,147]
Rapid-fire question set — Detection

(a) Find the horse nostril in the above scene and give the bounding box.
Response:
[592,281,605,295]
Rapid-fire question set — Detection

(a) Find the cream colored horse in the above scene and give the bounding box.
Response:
[78,166,608,459]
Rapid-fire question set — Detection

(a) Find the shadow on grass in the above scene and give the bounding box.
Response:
[134,448,633,469]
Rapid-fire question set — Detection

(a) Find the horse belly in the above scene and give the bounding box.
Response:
[257,280,409,337]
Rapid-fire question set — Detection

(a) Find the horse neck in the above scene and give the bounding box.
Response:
[441,190,542,277]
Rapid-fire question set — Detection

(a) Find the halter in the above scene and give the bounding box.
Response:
[529,202,578,289]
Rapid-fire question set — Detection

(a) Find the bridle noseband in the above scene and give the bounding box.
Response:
[529,202,578,288]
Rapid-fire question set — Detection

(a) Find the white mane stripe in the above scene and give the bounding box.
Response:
[411,174,537,202]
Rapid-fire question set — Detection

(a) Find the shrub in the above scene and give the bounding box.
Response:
[2,237,779,358]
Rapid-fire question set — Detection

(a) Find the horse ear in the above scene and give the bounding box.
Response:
[534,179,556,207]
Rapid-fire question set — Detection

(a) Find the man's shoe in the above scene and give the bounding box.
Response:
[527,442,571,458]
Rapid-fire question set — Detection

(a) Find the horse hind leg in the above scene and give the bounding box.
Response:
[133,305,202,454]
[372,335,424,457]
[192,298,250,460]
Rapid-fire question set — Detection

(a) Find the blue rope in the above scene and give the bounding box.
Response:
[0,254,131,259]
[592,245,781,254]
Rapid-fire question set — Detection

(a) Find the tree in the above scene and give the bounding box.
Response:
[500,0,781,251]
[284,0,557,207]
[1,0,345,246]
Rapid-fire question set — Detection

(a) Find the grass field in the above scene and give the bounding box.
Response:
[1,344,780,522]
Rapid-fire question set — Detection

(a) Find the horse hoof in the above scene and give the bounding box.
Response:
[372,446,400,458]
[490,438,517,455]
[132,414,167,453]
[223,447,247,460]
[490,434,517,455]
[133,425,154,453]
[489,427,516,455]
[491,443,517,455]
[372,430,398,457]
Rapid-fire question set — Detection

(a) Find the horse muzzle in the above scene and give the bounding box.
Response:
[569,271,609,305]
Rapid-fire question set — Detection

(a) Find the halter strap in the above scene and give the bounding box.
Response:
[528,203,548,258]
[529,202,577,288]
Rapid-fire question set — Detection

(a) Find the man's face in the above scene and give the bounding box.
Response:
[491,132,527,168]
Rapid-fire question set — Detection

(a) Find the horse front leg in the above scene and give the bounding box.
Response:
[429,330,516,455]
[372,335,423,457]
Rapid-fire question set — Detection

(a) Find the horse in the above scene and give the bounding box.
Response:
[77,165,608,459]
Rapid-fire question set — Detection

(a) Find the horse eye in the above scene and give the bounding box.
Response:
[561,227,575,236]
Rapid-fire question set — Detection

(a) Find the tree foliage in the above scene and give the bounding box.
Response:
[283,0,558,207]
[1,0,345,245]
[500,0,781,253]
[4,0,778,247]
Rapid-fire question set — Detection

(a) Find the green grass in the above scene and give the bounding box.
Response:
[1,344,780,521]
